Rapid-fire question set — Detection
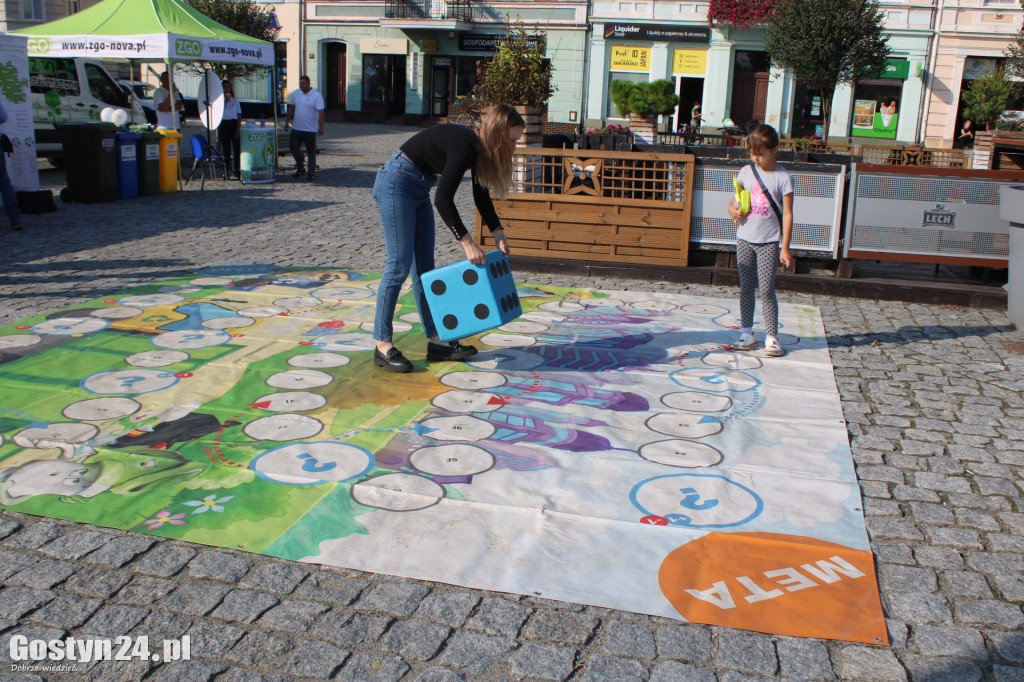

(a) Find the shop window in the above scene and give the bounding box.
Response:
[362,55,388,103]
[455,56,488,99]
[734,51,770,72]
[954,56,1024,132]
[606,72,647,119]
[791,83,824,138]
[850,81,902,140]
[22,0,44,21]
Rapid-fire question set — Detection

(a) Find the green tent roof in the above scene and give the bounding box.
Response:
[18,0,266,44]
[13,0,273,65]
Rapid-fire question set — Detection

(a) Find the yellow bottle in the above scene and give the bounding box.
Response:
[733,177,750,218]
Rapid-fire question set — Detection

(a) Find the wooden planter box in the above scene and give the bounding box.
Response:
[476,147,695,267]
[514,105,543,146]
[577,133,633,151]
[627,114,658,145]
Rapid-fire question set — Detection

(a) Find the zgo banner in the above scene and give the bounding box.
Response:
[24,34,271,66]
[0,34,40,192]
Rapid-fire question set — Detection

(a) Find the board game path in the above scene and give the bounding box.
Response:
[0,122,1021,681]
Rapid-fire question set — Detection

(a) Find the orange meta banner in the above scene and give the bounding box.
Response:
[659,532,889,644]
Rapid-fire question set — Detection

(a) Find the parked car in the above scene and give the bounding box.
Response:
[118,80,157,125]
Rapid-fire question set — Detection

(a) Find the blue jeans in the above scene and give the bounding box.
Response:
[0,151,20,224]
[372,151,438,343]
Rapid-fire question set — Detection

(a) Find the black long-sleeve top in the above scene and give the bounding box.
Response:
[399,124,503,241]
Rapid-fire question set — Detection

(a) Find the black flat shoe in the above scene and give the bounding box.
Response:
[426,340,478,362]
[374,347,413,373]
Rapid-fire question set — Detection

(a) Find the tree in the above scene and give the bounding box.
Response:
[1005,1,1024,81]
[181,0,279,82]
[470,19,555,109]
[962,69,1019,130]
[764,0,890,140]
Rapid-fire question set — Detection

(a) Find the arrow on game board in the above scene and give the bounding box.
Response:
[204,404,266,468]
[325,422,438,443]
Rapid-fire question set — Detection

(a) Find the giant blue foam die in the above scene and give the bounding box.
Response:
[421,250,521,342]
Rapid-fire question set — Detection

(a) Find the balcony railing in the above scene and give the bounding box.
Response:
[384,0,473,21]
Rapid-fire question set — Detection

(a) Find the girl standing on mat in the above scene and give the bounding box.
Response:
[727,123,794,357]
[371,104,524,373]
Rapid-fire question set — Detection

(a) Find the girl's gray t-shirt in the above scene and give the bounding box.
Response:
[734,164,794,244]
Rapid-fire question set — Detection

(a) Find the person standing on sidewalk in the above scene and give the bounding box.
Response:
[370,104,523,373]
[218,80,242,178]
[0,98,22,231]
[153,71,184,130]
[727,123,794,357]
[285,75,325,181]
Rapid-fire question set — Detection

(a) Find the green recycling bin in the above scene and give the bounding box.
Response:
[54,122,119,203]
[137,131,162,196]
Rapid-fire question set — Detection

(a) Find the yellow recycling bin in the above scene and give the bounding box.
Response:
[157,130,182,193]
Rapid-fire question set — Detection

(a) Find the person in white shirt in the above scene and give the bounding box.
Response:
[153,71,184,130]
[285,75,325,181]
[218,80,243,177]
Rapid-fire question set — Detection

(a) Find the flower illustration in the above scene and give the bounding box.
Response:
[183,494,234,514]
[143,510,187,530]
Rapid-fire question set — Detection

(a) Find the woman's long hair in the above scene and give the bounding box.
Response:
[474,104,525,200]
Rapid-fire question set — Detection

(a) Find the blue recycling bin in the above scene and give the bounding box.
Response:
[115,131,141,199]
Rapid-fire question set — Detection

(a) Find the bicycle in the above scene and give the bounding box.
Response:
[450,109,482,128]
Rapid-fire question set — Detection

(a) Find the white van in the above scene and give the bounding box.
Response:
[29,57,148,164]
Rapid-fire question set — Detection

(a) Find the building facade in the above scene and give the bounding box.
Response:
[585,0,1021,146]
[0,0,91,33]
[11,0,1023,145]
[284,0,587,123]
[581,0,1022,145]
[920,0,1024,146]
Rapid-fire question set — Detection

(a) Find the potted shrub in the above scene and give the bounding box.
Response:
[608,79,679,144]
[470,19,556,144]
[962,69,1019,131]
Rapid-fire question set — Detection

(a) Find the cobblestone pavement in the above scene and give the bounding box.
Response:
[1,122,1022,682]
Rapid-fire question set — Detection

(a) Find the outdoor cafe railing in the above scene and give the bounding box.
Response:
[777,139,966,168]
[655,131,967,168]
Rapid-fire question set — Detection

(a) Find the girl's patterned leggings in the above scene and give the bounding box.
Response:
[737,238,780,338]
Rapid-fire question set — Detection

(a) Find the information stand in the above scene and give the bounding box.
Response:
[240,123,277,184]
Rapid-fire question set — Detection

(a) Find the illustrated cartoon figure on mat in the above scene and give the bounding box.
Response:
[112,411,241,450]
[439,370,649,412]
[422,398,613,452]
[0,446,206,505]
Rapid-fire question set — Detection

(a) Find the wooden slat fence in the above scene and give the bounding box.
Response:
[476,148,696,267]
